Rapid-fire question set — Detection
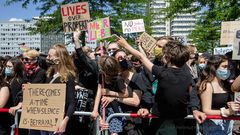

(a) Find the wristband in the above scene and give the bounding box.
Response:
[220,107,228,117]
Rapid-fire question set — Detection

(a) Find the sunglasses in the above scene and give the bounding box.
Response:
[22,57,38,62]
[107,48,117,52]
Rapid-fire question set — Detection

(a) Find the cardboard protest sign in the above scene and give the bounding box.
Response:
[122,19,145,34]
[87,17,111,41]
[232,30,240,60]
[220,21,240,45]
[214,47,233,55]
[19,84,66,131]
[61,2,90,32]
[139,32,157,54]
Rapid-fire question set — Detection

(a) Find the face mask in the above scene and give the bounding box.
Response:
[24,63,39,76]
[198,63,206,69]
[154,47,163,59]
[46,59,60,66]
[216,69,230,80]
[5,67,13,77]
[119,59,132,70]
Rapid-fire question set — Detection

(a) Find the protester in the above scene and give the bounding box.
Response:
[113,49,151,134]
[0,71,12,135]
[198,55,238,135]
[107,42,120,56]
[92,56,128,135]
[8,50,46,135]
[42,44,76,135]
[117,37,193,135]
[73,30,99,135]
[186,45,199,83]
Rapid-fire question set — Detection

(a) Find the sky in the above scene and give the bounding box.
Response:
[0,1,41,21]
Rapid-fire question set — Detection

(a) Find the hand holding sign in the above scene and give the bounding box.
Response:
[117,36,130,48]
[54,117,68,134]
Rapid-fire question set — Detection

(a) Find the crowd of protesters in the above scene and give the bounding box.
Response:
[1,29,240,135]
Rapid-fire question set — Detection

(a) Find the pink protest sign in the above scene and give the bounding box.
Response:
[87,17,111,41]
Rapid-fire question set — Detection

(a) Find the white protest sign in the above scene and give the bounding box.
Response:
[213,47,233,55]
[122,19,145,34]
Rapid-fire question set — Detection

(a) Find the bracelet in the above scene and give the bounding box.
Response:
[220,107,228,117]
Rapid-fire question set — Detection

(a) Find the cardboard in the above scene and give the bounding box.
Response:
[139,32,157,54]
[122,19,145,34]
[61,2,90,32]
[87,17,111,41]
[19,84,66,131]
[220,21,240,45]
[232,30,240,60]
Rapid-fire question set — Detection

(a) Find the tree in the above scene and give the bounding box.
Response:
[5,0,153,37]
[163,0,240,53]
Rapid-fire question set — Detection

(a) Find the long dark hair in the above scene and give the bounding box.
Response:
[5,58,24,84]
[198,55,228,94]
[99,56,120,84]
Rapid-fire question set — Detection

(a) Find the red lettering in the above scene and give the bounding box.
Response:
[89,31,96,41]
[76,5,81,14]
[90,22,96,29]
[61,7,68,16]
[101,29,105,38]
[103,19,109,28]
[81,4,87,14]
[68,6,75,16]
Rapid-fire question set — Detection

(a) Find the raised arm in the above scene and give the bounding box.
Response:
[117,36,154,73]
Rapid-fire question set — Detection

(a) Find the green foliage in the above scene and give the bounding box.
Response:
[5,0,153,39]
[164,0,240,53]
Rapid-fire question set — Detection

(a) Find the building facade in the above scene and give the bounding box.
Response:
[0,20,41,56]
[150,0,198,43]
[0,20,65,56]
[41,33,65,55]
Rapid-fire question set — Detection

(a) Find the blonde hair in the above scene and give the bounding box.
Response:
[25,49,40,59]
[47,44,76,82]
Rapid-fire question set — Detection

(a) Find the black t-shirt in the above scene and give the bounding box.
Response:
[98,74,126,93]
[151,65,192,119]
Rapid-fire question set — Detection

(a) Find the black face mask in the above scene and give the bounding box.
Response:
[119,59,132,70]
[46,59,60,66]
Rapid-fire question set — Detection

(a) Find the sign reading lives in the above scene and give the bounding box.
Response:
[87,17,111,41]
[61,2,90,32]
[122,19,145,34]
[19,84,66,131]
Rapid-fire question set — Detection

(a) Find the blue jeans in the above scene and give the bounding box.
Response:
[202,119,234,135]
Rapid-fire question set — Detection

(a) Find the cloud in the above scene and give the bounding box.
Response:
[9,18,24,21]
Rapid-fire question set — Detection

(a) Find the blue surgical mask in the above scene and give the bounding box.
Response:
[216,69,230,80]
[198,63,206,69]
[5,67,13,77]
